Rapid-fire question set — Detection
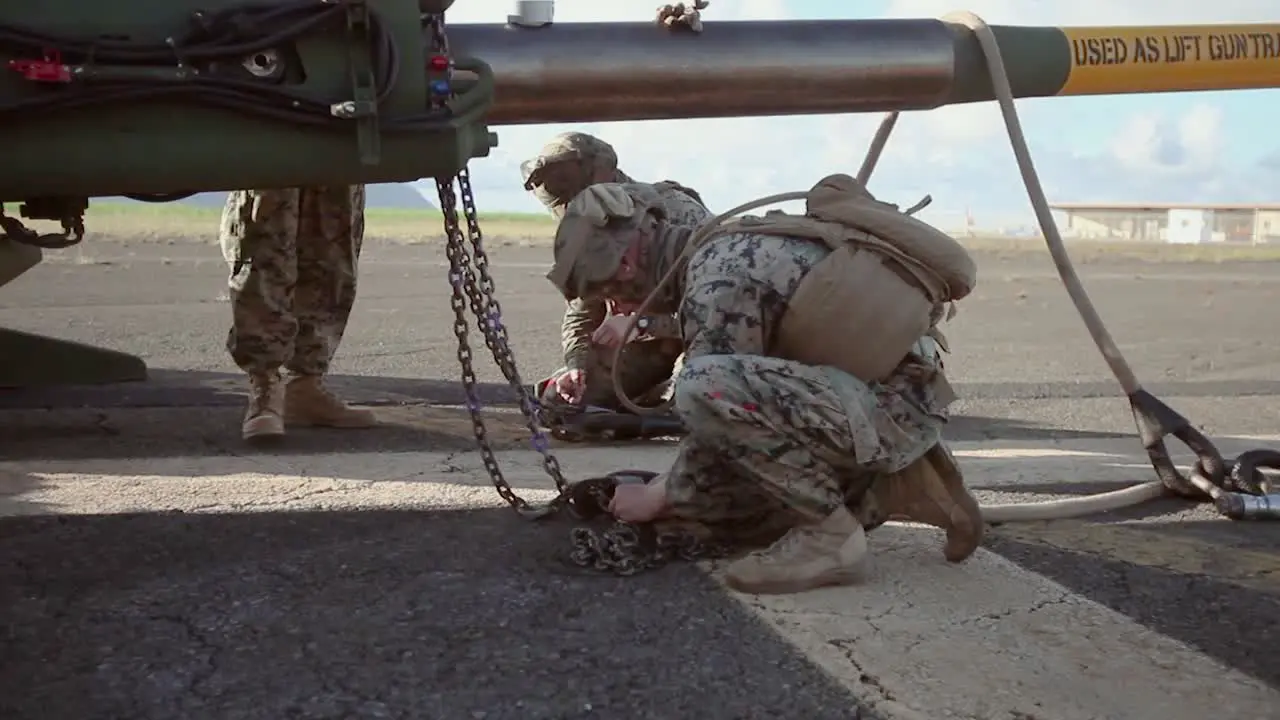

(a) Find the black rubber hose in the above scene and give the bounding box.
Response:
[124,193,196,202]
[0,2,429,126]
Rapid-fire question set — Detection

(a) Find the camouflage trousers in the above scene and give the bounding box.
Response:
[537,338,684,414]
[220,186,366,377]
[659,353,945,545]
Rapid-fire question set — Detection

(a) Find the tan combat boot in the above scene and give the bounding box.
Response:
[283,374,378,428]
[243,372,285,441]
[872,442,983,563]
[723,505,869,595]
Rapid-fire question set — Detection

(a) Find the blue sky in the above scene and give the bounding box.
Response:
[437,0,1280,230]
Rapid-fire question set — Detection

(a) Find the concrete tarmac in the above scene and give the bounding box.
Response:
[2,237,1280,719]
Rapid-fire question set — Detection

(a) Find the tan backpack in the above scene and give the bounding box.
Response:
[702,173,977,382]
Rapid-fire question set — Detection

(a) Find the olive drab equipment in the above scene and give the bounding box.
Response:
[701,173,977,386]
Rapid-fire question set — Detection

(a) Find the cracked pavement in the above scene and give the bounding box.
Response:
[1,507,865,720]
[3,239,1280,719]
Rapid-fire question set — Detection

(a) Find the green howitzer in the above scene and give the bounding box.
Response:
[1,0,490,203]
[0,0,488,385]
[3,1,1280,387]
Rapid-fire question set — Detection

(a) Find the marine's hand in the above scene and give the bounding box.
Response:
[591,314,640,348]
[656,1,708,33]
[608,478,671,523]
[554,368,587,404]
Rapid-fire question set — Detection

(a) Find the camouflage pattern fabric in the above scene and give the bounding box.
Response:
[560,182,713,365]
[521,132,635,216]
[220,186,365,376]
[544,181,714,414]
[646,182,711,228]
[653,230,953,544]
[537,337,685,411]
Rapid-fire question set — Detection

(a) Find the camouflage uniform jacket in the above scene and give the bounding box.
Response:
[559,182,713,370]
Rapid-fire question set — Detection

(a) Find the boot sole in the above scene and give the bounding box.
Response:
[242,416,285,443]
[284,417,378,429]
[723,565,865,595]
[243,430,285,444]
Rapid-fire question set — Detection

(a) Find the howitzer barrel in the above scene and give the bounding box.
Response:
[449,19,1280,125]
[450,19,964,124]
[2,2,1279,200]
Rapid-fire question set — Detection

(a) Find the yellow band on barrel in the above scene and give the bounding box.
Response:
[1059,24,1280,96]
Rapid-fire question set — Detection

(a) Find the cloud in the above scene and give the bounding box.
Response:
[434,1,1280,228]
[883,0,1279,26]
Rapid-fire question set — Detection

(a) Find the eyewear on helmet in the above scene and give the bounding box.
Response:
[520,157,544,189]
[520,150,581,190]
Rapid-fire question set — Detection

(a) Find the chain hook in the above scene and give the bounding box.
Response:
[1128,389,1228,499]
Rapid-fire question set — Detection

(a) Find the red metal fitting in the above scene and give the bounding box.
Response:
[8,50,71,83]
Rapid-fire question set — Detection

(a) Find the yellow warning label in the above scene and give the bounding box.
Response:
[1061,25,1280,95]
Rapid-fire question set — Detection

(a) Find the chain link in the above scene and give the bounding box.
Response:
[427,14,565,519]
[435,175,569,517]
[0,208,85,249]
[565,480,733,575]
[425,13,722,569]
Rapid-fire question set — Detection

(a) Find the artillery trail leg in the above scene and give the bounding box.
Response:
[0,328,147,388]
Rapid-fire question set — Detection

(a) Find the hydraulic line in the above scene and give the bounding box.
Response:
[610,11,1279,523]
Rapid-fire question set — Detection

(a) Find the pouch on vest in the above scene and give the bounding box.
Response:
[654,180,706,208]
[706,173,977,382]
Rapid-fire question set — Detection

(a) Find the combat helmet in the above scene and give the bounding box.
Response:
[521,132,621,216]
[546,183,665,301]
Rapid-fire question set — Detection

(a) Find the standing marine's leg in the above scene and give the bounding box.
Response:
[222,188,302,441]
[284,185,377,428]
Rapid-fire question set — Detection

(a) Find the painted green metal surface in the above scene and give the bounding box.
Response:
[0,0,497,200]
[943,24,1072,105]
[0,329,147,388]
[0,239,40,288]
[0,0,491,387]
[0,239,147,387]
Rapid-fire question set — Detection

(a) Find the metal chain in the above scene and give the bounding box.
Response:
[427,14,566,519]
[565,480,733,575]
[425,12,728,570]
[437,177,570,508]
[435,180,556,517]
[0,208,84,249]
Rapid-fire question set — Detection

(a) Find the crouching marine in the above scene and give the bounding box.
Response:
[521,131,713,441]
[555,174,985,594]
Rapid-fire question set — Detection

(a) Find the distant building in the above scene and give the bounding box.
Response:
[1048,203,1280,244]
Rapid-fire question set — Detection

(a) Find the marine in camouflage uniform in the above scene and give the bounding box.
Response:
[548,184,984,595]
[220,186,378,442]
[522,132,713,417]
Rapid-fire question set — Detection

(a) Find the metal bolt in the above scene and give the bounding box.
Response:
[243,49,282,78]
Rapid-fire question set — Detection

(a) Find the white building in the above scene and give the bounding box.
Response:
[1049,203,1280,244]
